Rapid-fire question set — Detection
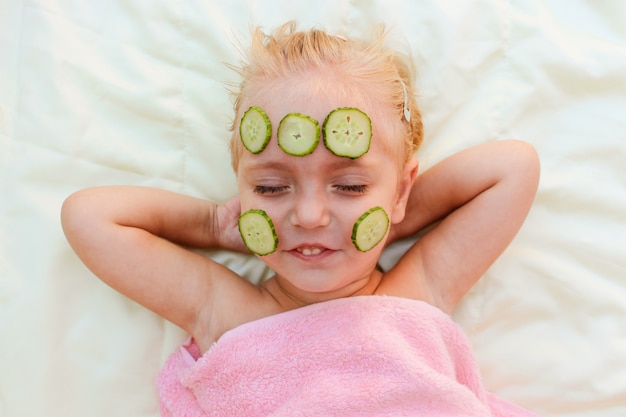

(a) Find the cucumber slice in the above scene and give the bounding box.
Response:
[322,107,372,159]
[351,206,389,252]
[240,106,272,154]
[277,113,320,156]
[238,209,278,256]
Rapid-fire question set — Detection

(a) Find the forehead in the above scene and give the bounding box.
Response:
[238,78,394,174]
[247,122,373,168]
[240,143,379,175]
[232,67,409,176]
[242,70,397,150]
[249,70,368,127]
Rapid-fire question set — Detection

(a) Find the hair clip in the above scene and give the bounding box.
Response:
[329,33,348,41]
[400,79,411,123]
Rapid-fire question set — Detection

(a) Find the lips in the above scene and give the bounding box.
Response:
[296,247,323,256]
[290,244,336,259]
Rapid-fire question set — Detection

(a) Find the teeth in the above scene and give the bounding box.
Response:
[300,247,322,256]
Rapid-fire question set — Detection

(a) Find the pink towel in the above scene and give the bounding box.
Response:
[157,296,539,416]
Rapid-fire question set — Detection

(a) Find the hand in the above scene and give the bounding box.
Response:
[215,196,249,253]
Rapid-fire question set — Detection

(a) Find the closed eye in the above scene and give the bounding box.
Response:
[335,184,368,194]
[254,185,290,195]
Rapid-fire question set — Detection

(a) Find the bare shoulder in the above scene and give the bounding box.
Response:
[193,272,284,353]
[375,261,433,304]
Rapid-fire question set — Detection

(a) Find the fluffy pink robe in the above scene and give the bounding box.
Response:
[158,296,539,416]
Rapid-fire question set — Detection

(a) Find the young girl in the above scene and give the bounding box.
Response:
[62,22,540,416]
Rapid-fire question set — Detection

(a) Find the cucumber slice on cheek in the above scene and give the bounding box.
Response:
[238,206,388,256]
[352,206,389,252]
[277,113,320,156]
[240,106,272,154]
[238,209,278,256]
[323,107,372,159]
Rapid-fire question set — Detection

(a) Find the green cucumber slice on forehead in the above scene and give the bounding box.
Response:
[238,209,278,256]
[240,106,272,154]
[277,113,320,156]
[323,107,372,159]
[352,206,389,252]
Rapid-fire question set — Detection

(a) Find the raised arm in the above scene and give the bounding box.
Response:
[61,186,259,343]
[389,140,540,313]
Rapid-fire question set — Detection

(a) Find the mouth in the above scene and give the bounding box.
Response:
[292,245,333,258]
[296,247,324,256]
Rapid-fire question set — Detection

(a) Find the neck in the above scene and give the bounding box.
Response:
[261,270,384,311]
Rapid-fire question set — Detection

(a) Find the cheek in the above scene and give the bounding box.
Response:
[238,190,395,254]
[350,205,392,253]
[238,198,287,241]
[237,186,272,213]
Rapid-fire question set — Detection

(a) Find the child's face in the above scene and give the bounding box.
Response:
[236,75,416,299]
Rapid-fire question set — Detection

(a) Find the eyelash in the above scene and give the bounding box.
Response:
[335,184,368,194]
[253,184,367,195]
[254,185,289,195]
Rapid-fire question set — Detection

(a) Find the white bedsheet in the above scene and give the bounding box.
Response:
[1,1,625,416]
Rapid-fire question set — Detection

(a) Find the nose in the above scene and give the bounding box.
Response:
[290,188,331,229]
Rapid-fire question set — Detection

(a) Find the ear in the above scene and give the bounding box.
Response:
[390,157,419,224]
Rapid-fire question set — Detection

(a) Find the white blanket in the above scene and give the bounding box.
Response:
[1,1,625,416]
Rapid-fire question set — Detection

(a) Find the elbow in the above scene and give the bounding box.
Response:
[505,139,541,190]
[504,141,541,215]
[61,191,84,242]
[61,189,97,246]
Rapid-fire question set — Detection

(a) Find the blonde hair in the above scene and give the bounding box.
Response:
[229,22,423,171]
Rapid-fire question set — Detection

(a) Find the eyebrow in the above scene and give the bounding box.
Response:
[242,160,289,173]
[327,158,371,171]
[244,157,372,173]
